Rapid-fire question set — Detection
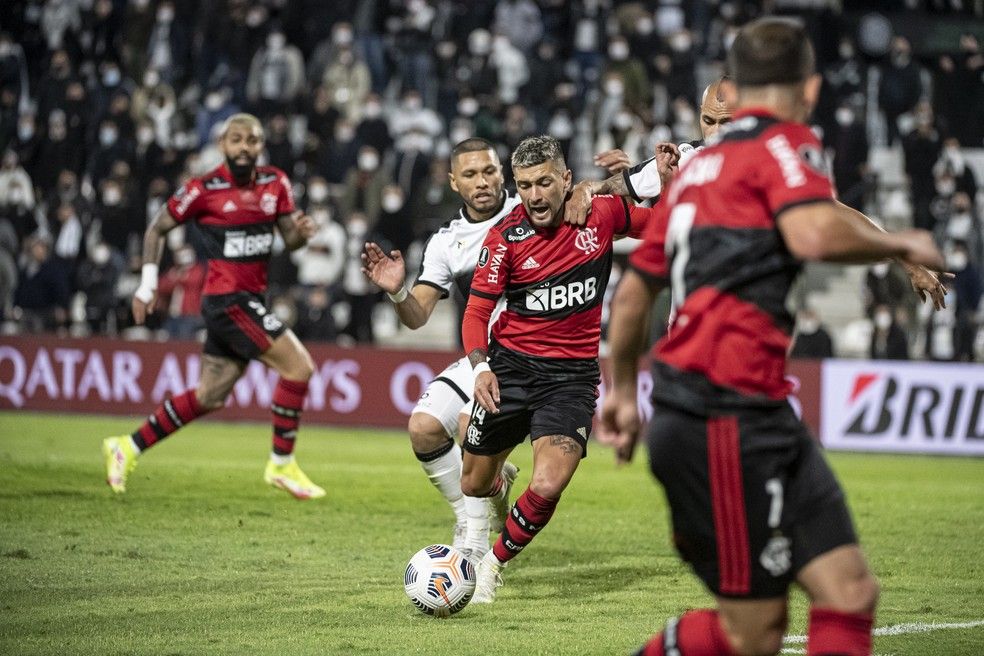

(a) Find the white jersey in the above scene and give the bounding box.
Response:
[415,190,521,298]
[622,140,704,201]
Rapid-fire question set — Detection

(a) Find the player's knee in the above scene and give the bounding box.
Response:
[292,353,315,381]
[195,388,227,411]
[528,476,564,501]
[408,414,448,451]
[723,625,785,656]
[460,473,492,498]
[828,571,880,615]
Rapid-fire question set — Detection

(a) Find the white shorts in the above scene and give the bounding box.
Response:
[411,356,475,438]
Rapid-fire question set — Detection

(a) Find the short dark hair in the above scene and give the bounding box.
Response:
[451,137,496,161]
[511,135,565,170]
[728,17,815,87]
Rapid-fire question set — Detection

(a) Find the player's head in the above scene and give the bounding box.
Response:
[511,135,571,228]
[219,113,264,180]
[698,76,733,140]
[726,17,820,123]
[449,137,504,218]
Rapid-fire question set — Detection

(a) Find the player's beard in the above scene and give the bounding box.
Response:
[226,155,255,182]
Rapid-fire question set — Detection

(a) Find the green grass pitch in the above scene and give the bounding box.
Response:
[1,412,982,655]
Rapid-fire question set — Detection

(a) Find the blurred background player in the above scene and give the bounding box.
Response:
[361,138,520,559]
[102,114,325,500]
[603,19,945,656]
[460,136,654,603]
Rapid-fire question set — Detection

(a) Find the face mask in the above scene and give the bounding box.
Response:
[18,124,34,141]
[100,128,118,146]
[333,28,353,46]
[348,219,367,236]
[157,6,174,22]
[364,102,382,119]
[936,179,955,196]
[871,262,890,277]
[8,189,25,205]
[670,34,692,52]
[458,98,478,117]
[92,244,111,265]
[138,127,154,145]
[608,43,629,60]
[403,96,422,111]
[205,93,224,111]
[358,152,379,171]
[874,312,892,330]
[103,69,121,86]
[839,44,854,59]
[450,127,471,144]
[799,318,819,334]
[336,127,355,142]
[144,70,160,87]
[604,79,624,97]
[469,31,492,56]
[103,188,122,205]
[382,193,403,213]
[636,18,654,36]
[308,184,328,203]
[835,108,854,126]
[947,252,968,271]
[268,33,286,51]
[613,112,633,130]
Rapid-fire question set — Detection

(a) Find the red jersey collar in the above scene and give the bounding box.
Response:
[731,107,780,121]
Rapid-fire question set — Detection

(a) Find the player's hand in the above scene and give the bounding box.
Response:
[131,293,156,325]
[294,214,317,240]
[474,370,500,414]
[901,262,954,311]
[599,389,642,465]
[896,229,945,272]
[654,142,681,188]
[565,180,596,227]
[593,149,631,174]
[361,242,406,294]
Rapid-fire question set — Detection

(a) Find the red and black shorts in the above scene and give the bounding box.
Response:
[646,401,857,599]
[462,344,598,458]
[201,292,287,363]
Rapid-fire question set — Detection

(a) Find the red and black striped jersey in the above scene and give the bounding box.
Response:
[463,195,650,363]
[629,108,835,410]
[166,163,295,296]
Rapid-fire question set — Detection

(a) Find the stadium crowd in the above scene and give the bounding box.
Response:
[0,0,982,360]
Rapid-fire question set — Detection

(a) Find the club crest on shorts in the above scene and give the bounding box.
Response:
[760,535,792,576]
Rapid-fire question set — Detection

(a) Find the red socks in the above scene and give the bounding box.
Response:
[807,608,873,656]
[492,487,557,562]
[272,378,308,456]
[132,389,209,450]
[636,609,736,656]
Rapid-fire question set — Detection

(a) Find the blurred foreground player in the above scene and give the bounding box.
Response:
[103,114,325,499]
[603,19,945,656]
[460,136,654,603]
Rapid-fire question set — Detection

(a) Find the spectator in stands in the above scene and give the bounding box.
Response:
[88,119,133,187]
[934,137,978,199]
[40,1,81,55]
[947,240,983,362]
[36,110,84,192]
[95,178,139,257]
[35,49,74,122]
[864,262,913,319]
[264,114,294,174]
[0,175,37,246]
[902,101,943,231]
[791,308,835,359]
[14,235,71,333]
[934,33,984,148]
[341,211,379,344]
[878,37,923,146]
[523,40,569,130]
[0,220,16,321]
[246,29,305,118]
[870,303,910,360]
[818,36,865,131]
[375,185,414,255]
[145,1,188,86]
[0,32,29,116]
[339,146,389,229]
[827,102,870,210]
[10,112,41,175]
[321,118,359,184]
[76,241,122,334]
[195,86,237,149]
[0,150,35,210]
[156,244,206,339]
[49,201,84,266]
[354,93,391,155]
[320,39,371,122]
[935,192,983,269]
[293,286,338,342]
[490,33,529,106]
[392,0,437,102]
[131,69,177,147]
[292,183,346,290]
[603,35,651,116]
[494,0,544,53]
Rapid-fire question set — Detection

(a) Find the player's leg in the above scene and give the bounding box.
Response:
[790,433,878,656]
[258,328,323,499]
[636,597,787,656]
[102,353,243,493]
[409,358,474,549]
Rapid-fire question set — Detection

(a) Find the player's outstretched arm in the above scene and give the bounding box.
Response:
[566,143,681,226]
[601,269,663,465]
[778,202,945,270]
[361,242,441,329]
[462,294,500,413]
[277,211,316,251]
[835,201,953,310]
[132,205,179,325]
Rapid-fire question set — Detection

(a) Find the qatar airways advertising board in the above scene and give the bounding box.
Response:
[821,360,984,456]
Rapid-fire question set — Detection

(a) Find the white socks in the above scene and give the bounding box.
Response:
[463,494,492,555]
[269,452,293,466]
[420,442,467,521]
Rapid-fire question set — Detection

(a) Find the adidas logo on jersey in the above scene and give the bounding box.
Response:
[222,200,238,213]
[576,427,587,438]
[521,256,540,270]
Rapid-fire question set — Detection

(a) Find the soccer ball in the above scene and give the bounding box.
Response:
[404,544,476,617]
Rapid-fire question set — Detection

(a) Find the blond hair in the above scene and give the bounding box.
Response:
[220,113,264,139]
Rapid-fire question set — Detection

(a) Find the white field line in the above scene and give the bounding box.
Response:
[779,619,984,653]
